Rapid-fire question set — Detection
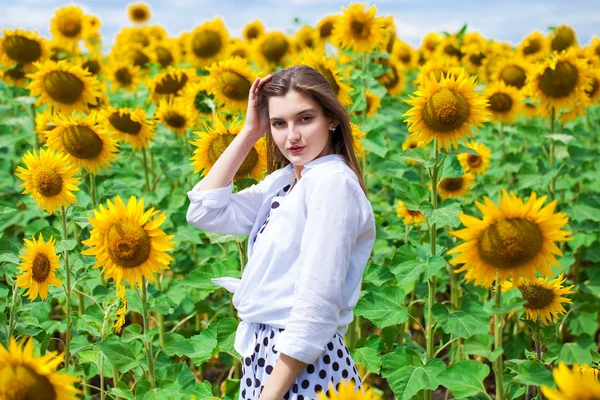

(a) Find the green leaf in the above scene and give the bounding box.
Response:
[545,133,573,144]
[204,231,246,244]
[353,346,381,375]
[419,199,463,229]
[432,295,490,339]
[182,261,240,294]
[381,348,444,400]
[389,246,446,285]
[162,332,195,357]
[511,360,554,387]
[558,335,595,365]
[156,363,196,391]
[354,286,408,329]
[362,130,389,157]
[569,204,600,223]
[463,335,504,362]
[438,156,464,182]
[99,338,144,373]
[393,177,429,210]
[110,381,135,400]
[191,380,218,399]
[399,148,434,167]
[55,239,77,253]
[437,360,489,398]
[188,324,219,366]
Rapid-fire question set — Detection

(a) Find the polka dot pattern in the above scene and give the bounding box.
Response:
[240,323,363,400]
[253,178,297,245]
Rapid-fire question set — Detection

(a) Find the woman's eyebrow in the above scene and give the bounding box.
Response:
[270,108,315,121]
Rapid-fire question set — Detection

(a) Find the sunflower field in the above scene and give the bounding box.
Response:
[1,2,599,399]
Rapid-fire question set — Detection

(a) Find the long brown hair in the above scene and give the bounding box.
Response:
[259,65,368,196]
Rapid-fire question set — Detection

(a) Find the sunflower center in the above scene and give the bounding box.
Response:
[518,282,555,310]
[219,71,251,101]
[397,48,412,64]
[59,18,82,38]
[407,209,422,217]
[131,31,150,47]
[131,8,148,21]
[246,27,260,40]
[109,112,142,135]
[319,21,333,39]
[439,177,464,192]
[231,48,247,58]
[488,92,513,113]
[316,65,340,95]
[551,26,575,52]
[467,154,482,168]
[6,67,26,80]
[478,218,544,270]
[61,125,103,159]
[538,61,578,98]
[32,253,51,283]
[523,39,542,55]
[107,221,151,269]
[4,35,42,63]
[82,60,101,75]
[164,111,186,128]
[192,30,222,58]
[43,70,84,104]
[586,78,599,98]
[261,36,289,63]
[208,134,258,175]
[4,365,57,400]
[469,53,485,67]
[115,67,133,85]
[34,166,63,197]
[155,47,174,68]
[131,49,150,68]
[377,60,400,89]
[194,91,213,113]
[444,44,463,59]
[500,65,527,89]
[349,20,370,39]
[422,88,470,132]
[156,73,188,95]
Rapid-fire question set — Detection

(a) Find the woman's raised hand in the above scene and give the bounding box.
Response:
[244,74,272,140]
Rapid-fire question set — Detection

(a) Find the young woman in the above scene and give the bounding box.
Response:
[186,65,376,400]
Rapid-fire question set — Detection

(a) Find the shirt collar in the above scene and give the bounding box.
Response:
[283,154,344,176]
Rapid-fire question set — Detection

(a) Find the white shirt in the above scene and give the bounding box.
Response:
[186,153,376,365]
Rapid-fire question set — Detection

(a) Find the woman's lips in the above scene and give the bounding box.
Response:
[289,146,305,154]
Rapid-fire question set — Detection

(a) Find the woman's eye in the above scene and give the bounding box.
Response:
[302,116,313,122]
[272,121,283,127]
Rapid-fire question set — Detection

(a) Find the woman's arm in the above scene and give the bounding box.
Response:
[259,354,307,400]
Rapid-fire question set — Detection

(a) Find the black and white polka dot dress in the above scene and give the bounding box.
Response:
[240,323,363,400]
[252,177,297,246]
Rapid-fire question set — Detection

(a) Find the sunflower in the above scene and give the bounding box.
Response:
[188,17,229,67]
[149,39,179,68]
[392,38,417,70]
[457,141,492,176]
[226,38,251,60]
[484,80,524,124]
[375,57,406,96]
[584,36,600,63]
[463,32,487,48]
[353,90,381,118]
[100,107,155,151]
[83,14,101,35]
[294,25,319,52]
[81,195,175,290]
[114,283,127,333]
[114,26,151,48]
[315,378,380,400]
[0,337,80,399]
[434,35,464,61]
[181,77,215,117]
[105,61,142,92]
[14,234,62,300]
[15,147,80,214]
[84,32,103,54]
[414,56,464,87]
[148,66,197,103]
[0,29,48,68]
[542,362,600,400]
[448,189,572,288]
[0,66,28,87]
[403,72,489,150]
[45,111,119,175]
[116,43,153,70]
[331,3,387,54]
[190,116,267,181]
[522,101,539,118]
[88,90,110,111]
[254,31,292,70]
[294,49,353,106]
[527,48,590,112]
[27,60,101,113]
[548,25,578,53]
[584,67,600,104]
[351,122,366,159]
[316,15,339,45]
[128,2,151,23]
[34,109,59,145]
[78,53,103,77]
[401,134,427,166]
[50,5,86,48]
[396,200,426,226]
[518,31,547,60]
[501,272,574,325]
[242,20,265,42]
[493,57,530,90]
[380,15,396,54]
[155,97,197,136]
[438,172,475,200]
[462,45,487,75]
[420,32,441,54]
[559,103,587,125]
[206,56,254,113]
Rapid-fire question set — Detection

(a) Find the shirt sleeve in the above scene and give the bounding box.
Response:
[186,174,274,236]
[274,172,363,365]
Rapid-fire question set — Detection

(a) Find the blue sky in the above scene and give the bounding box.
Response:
[1,0,598,49]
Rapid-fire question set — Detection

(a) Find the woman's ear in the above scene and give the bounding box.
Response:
[328,120,338,130]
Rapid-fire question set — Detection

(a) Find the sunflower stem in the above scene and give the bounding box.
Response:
[156,272,165,348]
[361,51,369,188]
[31,103,39,149]
[142,147,152,192]
[493,275,505,400]
[7,281,18,343]
[60,206,73,368]
[533,321,545,400]
[549,107,556,201]
[141,278,156,388]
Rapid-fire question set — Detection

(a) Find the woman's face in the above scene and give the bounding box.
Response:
[268,90,336,167]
